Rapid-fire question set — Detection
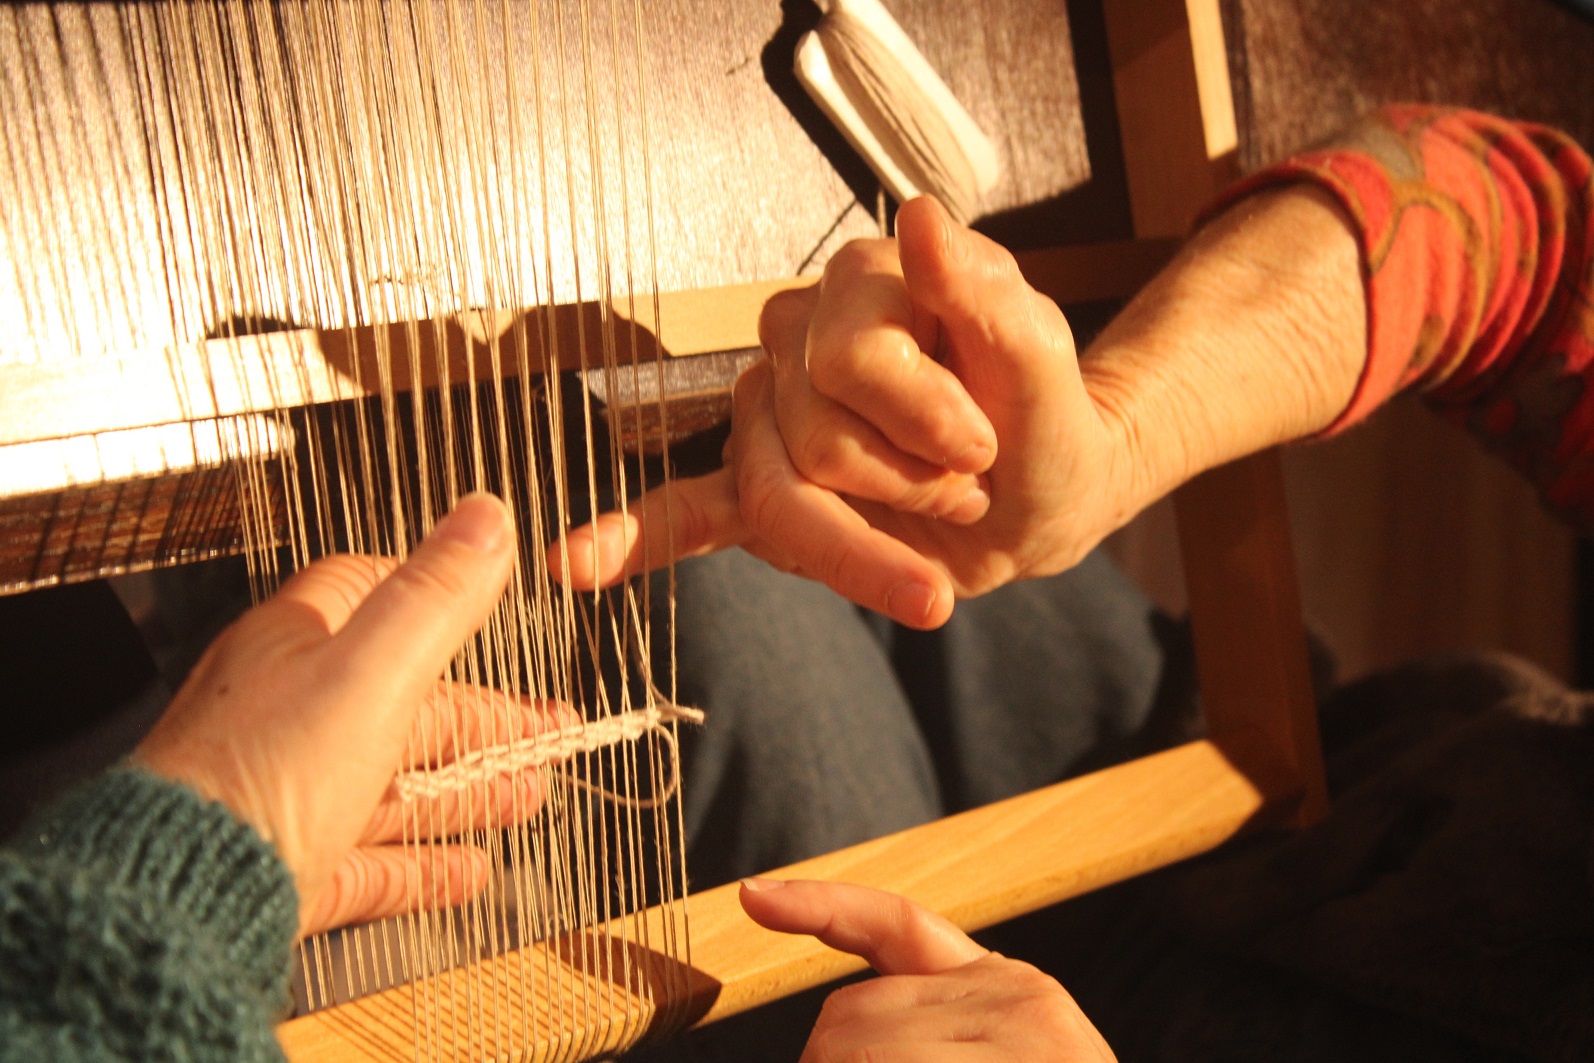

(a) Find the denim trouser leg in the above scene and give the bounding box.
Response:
[630,547,1175,1062]
[887,549,1174,813]
[668,547,1172,889]
[666,548,944,890]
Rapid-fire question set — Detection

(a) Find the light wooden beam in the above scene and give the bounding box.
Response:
[0,239,1173,451]
[0,238,1175,593]
[277,732,1298,1061]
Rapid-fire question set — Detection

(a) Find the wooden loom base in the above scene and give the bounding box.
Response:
[278,729,1300,1062]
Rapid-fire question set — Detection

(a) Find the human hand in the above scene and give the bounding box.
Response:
[134,493,556,937]
[740,878,1117,1061]
[553,196,1143,629]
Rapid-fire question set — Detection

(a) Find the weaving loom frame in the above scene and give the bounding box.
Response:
[272,0,1330,1057]
[0,0,1328,1058]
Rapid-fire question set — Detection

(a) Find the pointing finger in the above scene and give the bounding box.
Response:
[740,879,987,976]
[549,468,750,589]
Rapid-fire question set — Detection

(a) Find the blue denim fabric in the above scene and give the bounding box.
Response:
[627,547,1182,1061]
[664,548,1179,891]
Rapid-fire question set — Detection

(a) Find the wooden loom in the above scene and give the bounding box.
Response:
[0,0,1328,1059]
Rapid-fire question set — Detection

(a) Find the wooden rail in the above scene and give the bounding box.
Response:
[277,732,1298,1061]
[0,238,1173,593]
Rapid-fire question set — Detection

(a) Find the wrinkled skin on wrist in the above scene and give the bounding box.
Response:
[551,188,1363,629]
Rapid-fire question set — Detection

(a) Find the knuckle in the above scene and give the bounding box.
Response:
[814,537,862,592]
[815,983,866,1026]
[672,486,713,554]
[824,238,893,284]
[788,416,855,487]
[1003,957,1060,992]
[390,556,473,608]
[368,852,408,912]
[914,399,972,459]
[843,1047,894,1063]
[317,553,390,603]
[1014,990,1078,1034]
[364,801,403,841]
[803,1026,847,1063]
[976,242,1022,286]
[890,474,953,517]
[890,890,925,927]
[1026,291,1076,356]
[732,359,771,412]
[737,460,792,539]
[758,288,813,354]
[889,479,928,513]
[318,860,357,917]
[809,328,905,398]
[983,956,1080,1026]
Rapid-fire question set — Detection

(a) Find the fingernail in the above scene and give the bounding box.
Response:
[433,493,509,553]
[885,581,939,625]
[946,441,994,473]
[741,877,786,892]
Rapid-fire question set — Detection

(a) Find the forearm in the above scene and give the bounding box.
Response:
[1080,185,1366,514]
[1087,105,1594,532]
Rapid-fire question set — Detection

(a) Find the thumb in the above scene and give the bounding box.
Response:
[740,879,986,976]
[331,492,516,717]
[896,196,1077,402]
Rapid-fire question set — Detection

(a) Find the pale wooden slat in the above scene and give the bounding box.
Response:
[0,240,1168,454]
[1102,0,1240,238]
[0,239,1175,594]
[277,733,1299,1061]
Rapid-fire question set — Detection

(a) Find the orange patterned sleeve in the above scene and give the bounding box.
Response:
[1211,106,1594,531]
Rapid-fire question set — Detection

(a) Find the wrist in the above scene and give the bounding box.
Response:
[1080,185,1364,504]
[17,768,299,994]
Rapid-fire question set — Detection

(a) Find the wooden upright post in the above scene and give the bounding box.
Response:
[1102,0,1328,825]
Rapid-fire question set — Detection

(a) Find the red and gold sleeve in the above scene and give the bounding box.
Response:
[1212,106,1594,530]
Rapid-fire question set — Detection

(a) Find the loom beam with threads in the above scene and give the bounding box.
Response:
[0,0,1327,1059]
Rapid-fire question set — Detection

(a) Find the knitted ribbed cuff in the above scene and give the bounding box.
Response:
[14,767,298,1000]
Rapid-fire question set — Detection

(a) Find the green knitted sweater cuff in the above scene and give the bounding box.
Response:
[4,768,299,1056]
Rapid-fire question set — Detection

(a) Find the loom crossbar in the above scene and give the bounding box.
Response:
[0,239,1173,594]
[277,731,1298,1061]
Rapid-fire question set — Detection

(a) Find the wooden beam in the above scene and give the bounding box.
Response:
[1102,0,1240,238]
[0,240,1171,452]
[0,239,1174,593]
[277,732,1299,1061]
[1176,455,1328,824]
